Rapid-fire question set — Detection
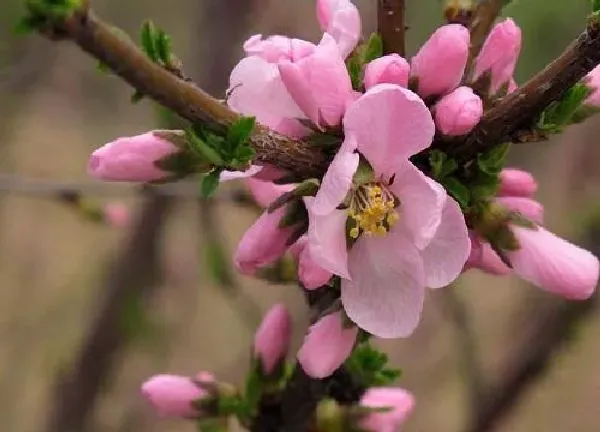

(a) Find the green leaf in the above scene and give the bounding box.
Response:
[346,52,363,90]
[477,143,510,174]
[429,150,458,180]
[540,83,592,131]
[593,0,600,13]
[244,366,263,412]
[345,341,401,387]
[187,129,225,166]
[444,177,471,208]
[227,116,256,148]
[200,171,221,198]
[155,29,172,65]
[140,20,159,62]
[362,33,383,63]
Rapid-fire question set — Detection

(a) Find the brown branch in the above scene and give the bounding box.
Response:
[377,0,406,56]
[44,193,171,432]
[450,21,600,160]
[49,9,328,180]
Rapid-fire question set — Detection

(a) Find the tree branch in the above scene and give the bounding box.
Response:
[377,0,406,56]
[51,9,329,179]
[450,20,600,160]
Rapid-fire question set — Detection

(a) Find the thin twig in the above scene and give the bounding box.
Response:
[377,0,406,56]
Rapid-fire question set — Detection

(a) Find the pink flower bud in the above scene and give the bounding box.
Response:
[103,202,129,228]
[364,54,410,90]
[253,304,292,374]
[234,207,296,274]
[298,245,333,290]
[584,64,600,107]
[495,196,544,224]
[465,234,511,276]
[473,19,522,94]
[88,131,179,182]
[141,374,210,418]
[359,387,415,432]
[410,24,470,98]
[279,33,353,128]
[316,0,361,58]
[297,311,358,378]
[434,86,483,136]
[243,34,316,63]
[245,178,295,209]
[498,168,538,198]
[507,226,599,300]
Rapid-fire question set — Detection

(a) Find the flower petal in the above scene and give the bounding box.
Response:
[389,162,447,249]
[342,230,426,338]
[496,196,544,224]
[343,84,435,175]
[421,197,471,288]
[245,178,295,209]
[305,197,350,279]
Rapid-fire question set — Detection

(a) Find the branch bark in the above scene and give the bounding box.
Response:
[377,0,406,56]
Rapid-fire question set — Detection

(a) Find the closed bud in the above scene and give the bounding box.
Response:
[88,131,181,182]
[498,168,538,197]
[298,245,333,289]
[358,387,415,432]
[364,54,410,90]
[141,374,213,418]
[584,64,600,107]
[434,86,483,136]
[253,304,292,375]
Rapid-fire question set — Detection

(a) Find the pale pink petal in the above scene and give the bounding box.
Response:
[297,311,358,378]
[245,178,295,209]
[299,244,334,290]
[343,84,435,175]
[312,135,359,215]
[468,237,512,276]
[254,304,292,374]
[434,86,483,136]
[278,60,320,126]
[327,5,362,59]
[360,387,415,432]
[389,162,446,249]
[508,226,599,300]
[498,168,538,197]
[141,375,207,418]
[220,165,263,182]
[364,54,410,90]
[228,56,308,137]
[305,197,350,279]
[496,196,544,224]
[420,197,471,288]
[584,64,600,107]
[342,230,426,338]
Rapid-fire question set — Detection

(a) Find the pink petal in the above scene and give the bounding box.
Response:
[420,197,471,288]
[467,236,512,276]
[312,135,359,215]
[508,226,599,300]
[343,84,435,175]
[360,387,415,432]
[304,197,350,279]
[389,162,447,249]
[584,64,600,107]
[342,230,426,338]
[141,374,207,418]
[434,86,483,136]
[326,5,362,59]
[299,246,334,290]
[253,304,292,374]
[498,168,538,197]
[245,177,295,209]
[228,56,308,138]
[495,196,544,224]
[220,165,264,182]
[297,311,358,378]
[364,54,410,90]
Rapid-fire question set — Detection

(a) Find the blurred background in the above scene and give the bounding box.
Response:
[1,0,600,431]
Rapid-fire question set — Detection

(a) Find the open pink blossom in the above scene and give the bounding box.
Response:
[364,54,410,90]
[297,311,358,378]
[279,33,354,128]
[434,86,483,136]
[88,131,179,182]
[498,168,538,197]
[584,64,600,106]
[254,304,292,374]
[473,19,522,94]
[411,24,470,98]
[316,0,361,58]
[507,226,599,300]
[141,374,211,418]
[243,34,316,63]
[359,387,415,432]
[305,84,470,338]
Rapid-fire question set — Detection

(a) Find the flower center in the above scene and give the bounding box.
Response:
[348,182,399,239]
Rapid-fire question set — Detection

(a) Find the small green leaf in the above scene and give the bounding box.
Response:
[362,33,383,63]
[227,116,256,148]
[540,83,592,130]
[140,20,158,62]
[244,366,263,411]
[345,341,401,387]
[346,53,363,90]
[429,150,458,180]
[155,29,172,65]
[477,143,510,174]
[200,171,221,198]
[187,129,225,166]
[444,177,471,208]
[593,0,600,13]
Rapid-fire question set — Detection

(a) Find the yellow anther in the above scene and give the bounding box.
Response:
[349,226,360,239]
[347,183,400,239]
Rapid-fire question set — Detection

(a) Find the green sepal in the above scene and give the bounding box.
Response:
[140,20,159,62]
[444,177,471,209]
[154,151,200,176]
[345,341,402,387]
[200,170,222,198]
[353,157,375,186]
[226,116,256,150]
[186,128,225,166]
[362,33,384,64]
[429,150,458,180]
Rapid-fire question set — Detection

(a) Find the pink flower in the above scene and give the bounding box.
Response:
[103,202,129,228]
[364,54,410,90]
[584,64,600,107]
[495,196,544,223]
[234,206,297,274]
[297,311,358,378]
[88,131,179,182]
[359,387,415,432]
[298,243,333,289]
[507,226,599,300]
[473,19,522,94]
[254,304,292,374]
[316,0,361,58]
[245,177,295,208]
[279,34,354,128]
[434,86,483,136]
[410,24,470,98]
[465,235,511,276]
[141,374,211,418]
[243,34,316,63]
[305,84,470,338]
[498,168,538,197]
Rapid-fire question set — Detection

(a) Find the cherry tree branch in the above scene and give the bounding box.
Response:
[377,0,406,56]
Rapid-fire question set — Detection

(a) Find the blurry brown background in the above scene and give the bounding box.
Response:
[1,0,600,431]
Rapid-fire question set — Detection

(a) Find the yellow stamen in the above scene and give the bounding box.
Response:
[347,183,399,239]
